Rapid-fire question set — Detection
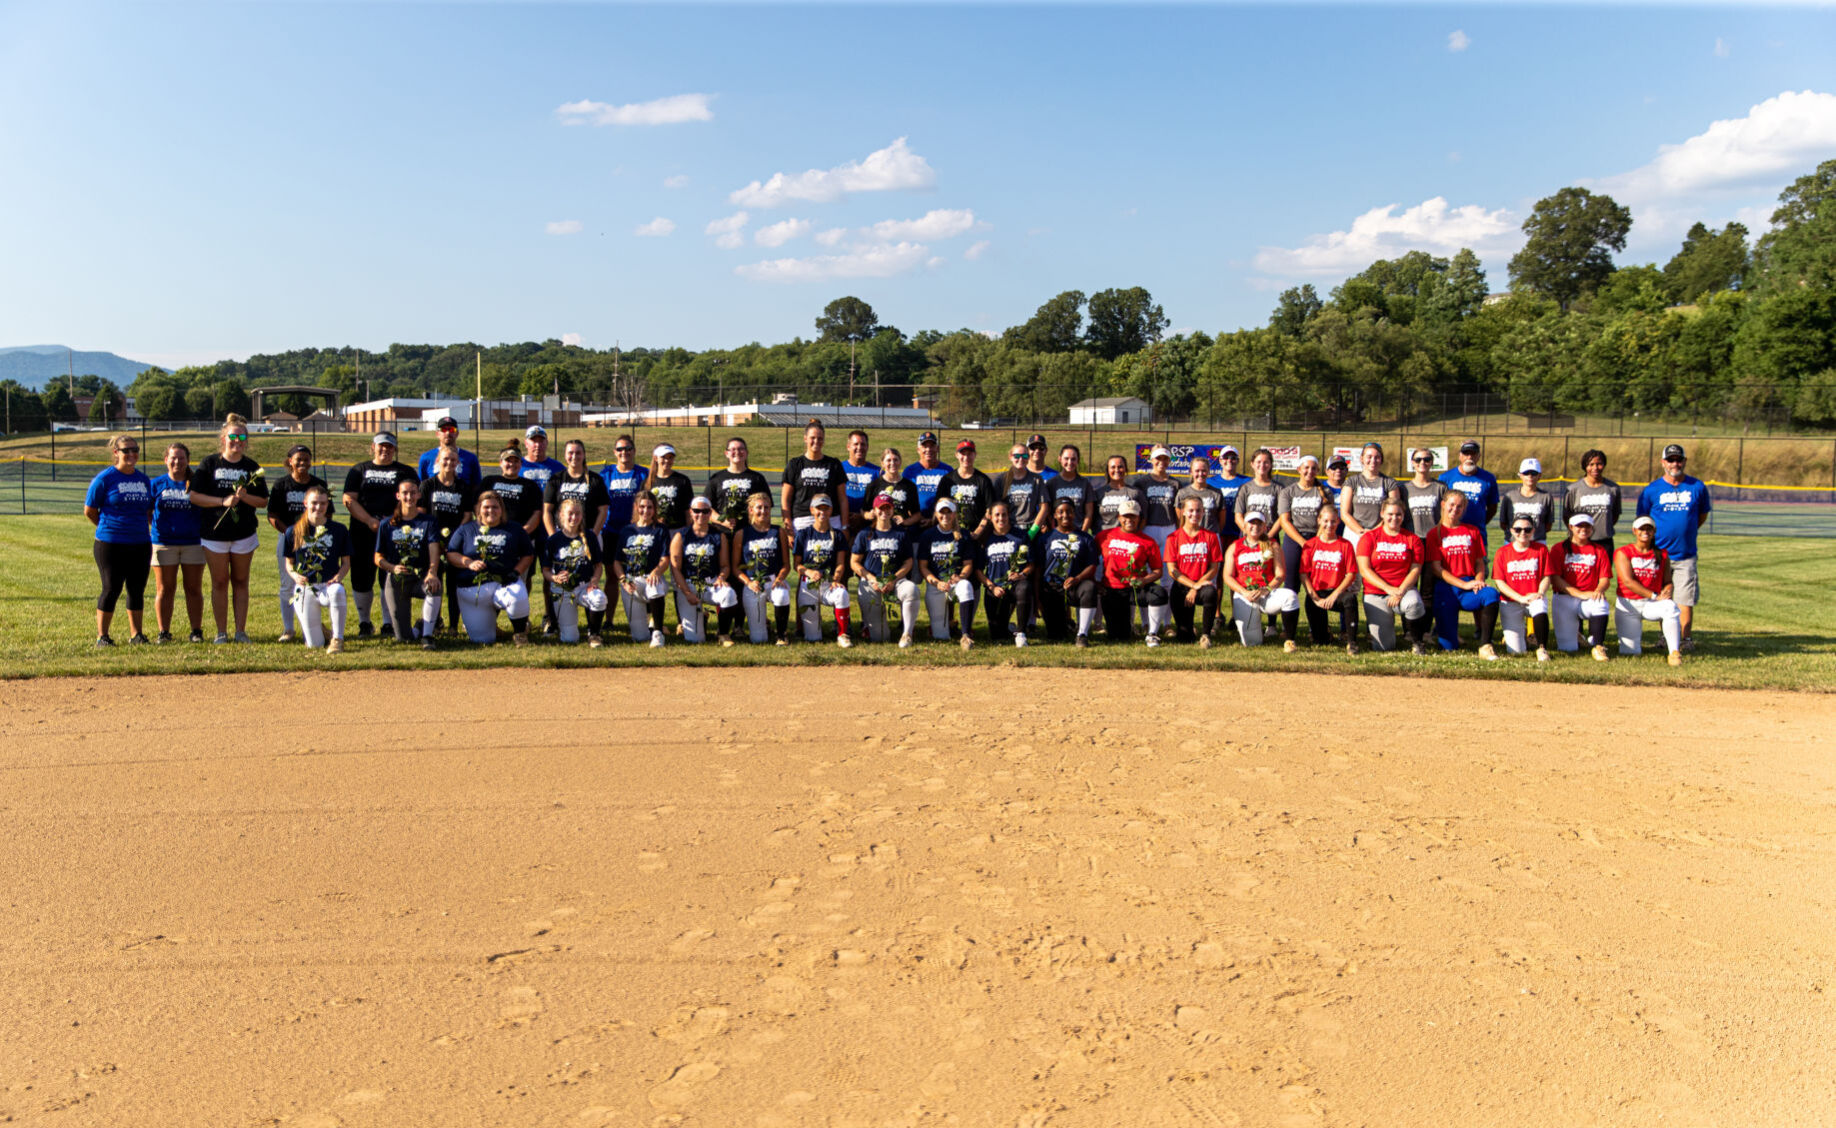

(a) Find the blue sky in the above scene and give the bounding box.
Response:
[3,2,1834,368]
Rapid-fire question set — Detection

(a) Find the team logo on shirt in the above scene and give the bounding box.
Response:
[115,479,150,501]
[391,524,427,554]
[294,528,334,582]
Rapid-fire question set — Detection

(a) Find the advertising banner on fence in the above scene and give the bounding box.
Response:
[1332,444,1449,472]
[1135,443,1241,472]
[1142,443,1450,473]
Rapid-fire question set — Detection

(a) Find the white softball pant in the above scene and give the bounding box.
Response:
[290,582,347,649]
[1499,596,1547,655]
[1551,592,1610,652]
[457,580,529,643]
[861,578,920,643]
[553,583,609,643]
[1362,588,1427,652]
[1615,596,1682,656]
[1230,587,1298,646]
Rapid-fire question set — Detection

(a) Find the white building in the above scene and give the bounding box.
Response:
[581,400,935,429]
[342,396,592,432]
[1068,396,1153,426]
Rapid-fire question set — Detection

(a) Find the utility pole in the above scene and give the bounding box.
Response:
[848,335,858,403]
[475,350,483,449]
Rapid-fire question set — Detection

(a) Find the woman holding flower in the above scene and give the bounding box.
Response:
[188,413,268,643]
[282,486,352,652]
[445,490,536,646]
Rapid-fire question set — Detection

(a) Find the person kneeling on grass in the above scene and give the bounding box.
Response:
[611,494,672,649]
[544,498,609,648]
[1552,512,1613,662]
[375,478,442,649]
[1426,492,1500,660]
[1299,505,1360,655]
[852,494,921,647]
[916,497,981,650]
[1223,509,1300,650]
[446,491,536,646]
[1356,497,1431,655]
[1491,516,1553,662]
[283,486,352,653]
[980,501,1036,648]
[1098,499,1171,647]
[733,492,794,646]
[1165,496,1224,648]
[1614,515,1684,667]
[1039,499,1100,648]
[671,496,738,646]
[793,494,853,646]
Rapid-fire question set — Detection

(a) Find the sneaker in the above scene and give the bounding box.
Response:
[1536,647,1550,663]
[898,634,913,649]
[650,630,665,649]
[326,638,345,654]
[1478,644,1498,661]
[357,621,375,638]
[213,632,230,645]
[1680,636,1696,653]
[719,635,734,648]
[1282,639,1297,654]
[1667,650,1684,667]
[513,632,530,648]
[277,632,296,644]
[127,633,149,645]
[234,631,251,644]
[1075,634,1089,649]
[1591,645,1610,662]
[94,635,114,648]
[188,629,204,644]
[420,636,436,651]
[589,634,604,649]
[1014,633,1028,649]
[960,634,974,651]
[837,634,853,649]
[541,617,558,637]
[1145,634,1161,648]
[1199,634,1212,650]
[156,631,172,645]
[1411,642,1429,656]
[1345,639,1360,657]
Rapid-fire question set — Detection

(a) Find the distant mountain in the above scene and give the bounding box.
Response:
[0,346,164,390]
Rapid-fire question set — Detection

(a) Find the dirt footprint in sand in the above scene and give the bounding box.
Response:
[647,1062,720,1109]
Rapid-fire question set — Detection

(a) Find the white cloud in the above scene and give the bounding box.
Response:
[735,242,932,283]
[1592,90,1836,206]
[863,208,976,241]
[1253,197,1517,277]
[705,211,750,249]
[663,174,690,189]
[555,93,714,127]
[729,137,936,208]
[927,256,946,269]
[545,220,584,236]
[814,227,847,247]
[633,217,676,237]
[1714,37,1730,58]
[964,240,990,261]
[754,218,811,248]
[1447,29,1470,52]
[561,333,583,347]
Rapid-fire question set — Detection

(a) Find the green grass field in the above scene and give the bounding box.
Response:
[1,514,1829,689]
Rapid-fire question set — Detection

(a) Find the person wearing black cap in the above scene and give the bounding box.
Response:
[1636,443,1711,650]
[266,444,327,643]
[1322,454,1350,507]
[781,419,850,533]
[901,430,951,517]
[417,415,481,487]
[1024,434,1055,481]
[933,439,995,539]
[341,431,421,637]
[1439,440,1499,542]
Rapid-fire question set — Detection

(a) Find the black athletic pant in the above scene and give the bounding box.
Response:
[380,572,427,641]
[94,540,150,613]
[1303,589,1359,644]
[1100,583,1168,643]
[347,524,379,596]
[1039,578,1098,641]
[982,576,1035,640]
[1168,583,1220,641]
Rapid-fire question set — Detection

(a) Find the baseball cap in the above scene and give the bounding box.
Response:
[934,497,959,512]
[1150,445,1171,460]
[918,431,938,445]
[1632,515,1656,530]
[524,424,547,438]
[1219,445,1241,458]
[1027,433,1047,449]
[956,439,976,453]
[811,494,834,509]
[1663,444,1687,461]
[1519,457,1542,474]
[372,431,397,447]
[871,493,895,509]
[1567,512,1594,527]
[1459,440,1481,455]
[688,495,713,511]
[1243,509,1270,525]
[1117,498,1142,517]
[436,415,458,429]
[1327,455,1349,470]
[654,443,676,457]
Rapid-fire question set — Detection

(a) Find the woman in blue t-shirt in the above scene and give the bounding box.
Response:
[149,441,206,643]
[84,434,155,646]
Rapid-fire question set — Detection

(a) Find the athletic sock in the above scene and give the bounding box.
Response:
[647,597,666,633]
[1476,604,1498,645]
[586,609,603,634]
[511,616,529,634]
[834,607,852,636]
[1586,615,1609,649]
[1076,607,1096,636]
[354,589,374,627]
[1532,612,1550,650]
[774,604,790,638]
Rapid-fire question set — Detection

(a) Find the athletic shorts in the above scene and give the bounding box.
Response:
[153,543,206,567]
[200,533,259,555]
[1670,556,1699,607]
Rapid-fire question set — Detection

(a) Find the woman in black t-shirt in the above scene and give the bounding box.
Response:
[283,486,353,652]
[670,497,735,645]
[780,419,848,532]
[645,444,695,531]
[267,444,327,643]
[611,493,671,646]
[188,414,269,643]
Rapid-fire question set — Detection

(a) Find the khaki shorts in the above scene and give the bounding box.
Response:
[1670,556,1699,607]
[153,543,207,567]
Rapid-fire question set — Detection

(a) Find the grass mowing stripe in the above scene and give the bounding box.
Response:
[0,515,1830,690]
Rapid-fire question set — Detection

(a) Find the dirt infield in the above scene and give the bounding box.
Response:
[5,669,1835,1126]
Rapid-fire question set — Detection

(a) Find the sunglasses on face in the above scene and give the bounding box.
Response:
[1011,453,1025,460]
[1413,457,1431,464]
[119,447,139,454]
[1513,526,1534,535]
[227,435,248,442]
[614,446,633,453]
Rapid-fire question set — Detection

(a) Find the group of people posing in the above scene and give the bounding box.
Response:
[82,415,1711,664]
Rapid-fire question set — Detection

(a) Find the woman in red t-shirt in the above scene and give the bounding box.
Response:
[1612,515,1683,665]
[1164,496,1223,647]
[1355,497,1430,654]
[1222,509,1299,649]
[1550,513,1612,660]
[1097,500,1170,646]
[1490,515,1552,660]
[1300,504,1361,655]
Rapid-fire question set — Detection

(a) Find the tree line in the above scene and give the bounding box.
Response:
[6,158,1833,435]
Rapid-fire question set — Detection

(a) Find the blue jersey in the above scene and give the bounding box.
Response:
[734,524,786,583]
[418,445,482,488]
[376,513,437,568]
[1207,474,1252,541]
[901,463,952,512]
[915,526,978,580]
[793,525,846,575]
[518,457,565,487]
[85,466,154,544]
[447,521,533,585]
[675,528,725,584]
[149,472,202,546]
[285,520,352,585]
[1440,466,1500,538]
[1637,475,1712,560]
[598,465,650,533]
[612,524,668,577]
[980,531,1032,585]
[842,460,878,509]
[1040,529,1096,588]
[851,527,912,580]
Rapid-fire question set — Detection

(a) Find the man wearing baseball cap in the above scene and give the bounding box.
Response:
[518,425,565,489]
[1439,440,1499,542]
[1024,434,1056,481]
[1636,444,1711,650]
[417,415,482,488]
[901,431,951,518]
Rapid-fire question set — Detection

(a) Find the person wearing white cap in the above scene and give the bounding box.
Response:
[1356,495,1431,654]
[1491,510,1553,660]
[1550,512,1613,660]
[610,493,671,646]
[732,490,793,645]
[645,444,695,531]
[1097,499,1170,645]
[915,497,982,648]
[1222,509,1299,649]
[670,497,737,644]
[792,494,853,645]
[1498,457,1560,544]
[1129,445,1182,559]
[1206,445,1251,547]
[1613,515,1684,665]
[851,494,921,646]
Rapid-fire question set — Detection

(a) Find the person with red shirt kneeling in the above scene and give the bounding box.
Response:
[1613,515,1684,666]
[1300,505,1361,655]
[1426,492,1501,659]
[1097,499,1171,646]
[1164,496,1223,647]
[1491,515,1553,661]
[1551,512,1613,661]
[1223,509,1300,649]
[1356,497,1431,654]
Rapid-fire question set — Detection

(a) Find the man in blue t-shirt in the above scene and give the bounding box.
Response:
[1205,445,1251,546]
[902,431,951,518]
[517,425,566,487]
[1636,443,1712,652]
[1439,440,1500,544]
[417,416,482,487]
